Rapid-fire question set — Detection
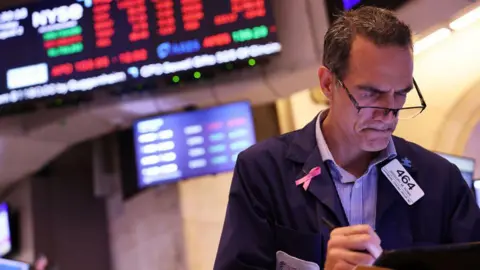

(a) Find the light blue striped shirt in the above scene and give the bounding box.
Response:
[315,111,397,229]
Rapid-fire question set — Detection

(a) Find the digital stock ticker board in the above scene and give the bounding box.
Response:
[133,101,256,188]
[0,0,280,105]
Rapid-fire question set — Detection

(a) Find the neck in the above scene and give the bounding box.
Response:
[322,114,376,178]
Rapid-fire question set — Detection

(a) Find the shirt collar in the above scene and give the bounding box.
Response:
[315,110,397,177]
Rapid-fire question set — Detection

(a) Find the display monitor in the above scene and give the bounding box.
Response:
[133,101,256,188]
[0,258,29,270]
[437,153,475,189]
[0,0,280,105]
[0,203,12,258]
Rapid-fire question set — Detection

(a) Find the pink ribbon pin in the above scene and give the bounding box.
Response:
[295,167,321,191]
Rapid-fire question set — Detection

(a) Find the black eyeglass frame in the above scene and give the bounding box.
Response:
[336,78,427,118]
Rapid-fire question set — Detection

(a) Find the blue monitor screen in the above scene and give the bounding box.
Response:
[437,153,475,189]
[133,101,256,188]
[0,258,28,270]
[339,0,410,10]
[0,203,11,258]
[342,0,362,10]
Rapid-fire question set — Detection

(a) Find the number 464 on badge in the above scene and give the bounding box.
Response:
[381,159,425,205]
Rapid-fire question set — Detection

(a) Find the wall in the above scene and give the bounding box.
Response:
[106,180,187,270]
[284,89,328,130]
[178,173,232,270]
[112,133,234,270]
[31,142,112,270]
[0,141,113,269]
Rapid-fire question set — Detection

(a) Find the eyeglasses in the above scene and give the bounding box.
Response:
[336,78,427,120]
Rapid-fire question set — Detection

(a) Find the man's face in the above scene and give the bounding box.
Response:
[329,36,414,152]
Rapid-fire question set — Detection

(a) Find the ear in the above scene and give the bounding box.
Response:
[318,66,335,100]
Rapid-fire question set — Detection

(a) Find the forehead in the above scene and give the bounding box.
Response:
[346,35,414,87]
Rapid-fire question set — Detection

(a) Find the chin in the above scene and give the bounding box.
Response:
[361,141,390,152]
[360,134,392,152]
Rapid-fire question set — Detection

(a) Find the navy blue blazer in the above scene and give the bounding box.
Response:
[214,117,480,269]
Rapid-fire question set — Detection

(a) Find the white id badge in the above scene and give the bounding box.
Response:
[381,159,424,205]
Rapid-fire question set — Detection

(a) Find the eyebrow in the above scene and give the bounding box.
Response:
[357,84,414,93]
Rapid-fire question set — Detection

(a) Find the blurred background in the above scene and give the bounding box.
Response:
[0,0,479,269]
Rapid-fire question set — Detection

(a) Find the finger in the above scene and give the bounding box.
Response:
[340,249,376,266]
[326,249,374,269]
[328,234,383,258]
[329,234,370,250]
[342,234,382,259]
[331,224,373,237]
[331,225,381,246]
[345,234,382,258]
[332,260,356,270]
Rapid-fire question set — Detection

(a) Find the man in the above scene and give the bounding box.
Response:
[214,6,480,270]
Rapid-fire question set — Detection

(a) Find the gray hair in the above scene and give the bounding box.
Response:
[323,6,413,79]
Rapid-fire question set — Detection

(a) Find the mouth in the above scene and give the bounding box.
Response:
[363,128,393,134]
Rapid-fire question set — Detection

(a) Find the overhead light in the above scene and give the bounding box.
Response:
[450,6,480,31]
[414,28,452,55]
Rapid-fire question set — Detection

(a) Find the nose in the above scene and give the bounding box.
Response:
[382,109,397,121]
[372,108,396,122]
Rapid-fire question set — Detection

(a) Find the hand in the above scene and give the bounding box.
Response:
[34,255,49,270]
[324,224,382,270]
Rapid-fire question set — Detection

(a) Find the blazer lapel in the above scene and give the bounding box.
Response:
[286,116,348,227]
[299,147,349,227]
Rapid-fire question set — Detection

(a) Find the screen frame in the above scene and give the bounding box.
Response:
[121,100,257,199]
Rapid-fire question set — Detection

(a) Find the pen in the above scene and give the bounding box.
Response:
[321,216,337,231]
[321,216,382,259]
